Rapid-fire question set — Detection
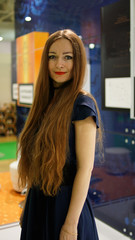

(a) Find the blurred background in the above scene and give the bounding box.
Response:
[0,0,134,239]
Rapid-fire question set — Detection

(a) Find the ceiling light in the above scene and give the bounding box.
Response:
[25,16,31,22]
[0,36,3,41]
[89,43,95,49]
[78,35,82,39]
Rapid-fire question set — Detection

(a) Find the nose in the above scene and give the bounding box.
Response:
[55,57,64,69]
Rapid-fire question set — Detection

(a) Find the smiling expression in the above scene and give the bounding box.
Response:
[48,39,74,86]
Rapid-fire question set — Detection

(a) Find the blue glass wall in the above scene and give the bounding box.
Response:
[15,0,135,238]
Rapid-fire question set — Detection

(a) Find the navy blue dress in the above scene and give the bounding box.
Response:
[20,94,99,240]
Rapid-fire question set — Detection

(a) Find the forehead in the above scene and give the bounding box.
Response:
[49,38,73,52]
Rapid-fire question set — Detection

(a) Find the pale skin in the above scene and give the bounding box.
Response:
[59,116,96,240]
[48,38,74,87]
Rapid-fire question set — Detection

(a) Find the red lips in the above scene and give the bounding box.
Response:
[55,72,66,75]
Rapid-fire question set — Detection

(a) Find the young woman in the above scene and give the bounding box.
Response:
[18,29,102,240]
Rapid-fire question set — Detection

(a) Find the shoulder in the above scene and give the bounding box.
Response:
[75,93,96,109]
[72,93,99,128]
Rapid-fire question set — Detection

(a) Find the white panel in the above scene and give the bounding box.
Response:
[19,84,33,105]
[83,63,90,93]
[12,83,18,100]
[105,77,131,109]
[130,0,135,118]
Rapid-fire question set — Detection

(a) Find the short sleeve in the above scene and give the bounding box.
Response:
[72,94,99,128]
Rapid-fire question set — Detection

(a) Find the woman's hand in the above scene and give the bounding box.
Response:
[59,224,78,240]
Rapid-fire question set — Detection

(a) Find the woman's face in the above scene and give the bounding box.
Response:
[48,38,73,85]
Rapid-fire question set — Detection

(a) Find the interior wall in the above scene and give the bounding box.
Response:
[0,41,12,107]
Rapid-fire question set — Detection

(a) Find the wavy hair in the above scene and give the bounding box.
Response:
[18,29,103,196]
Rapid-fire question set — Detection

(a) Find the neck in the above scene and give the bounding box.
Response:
[52,79,72,89]
[53,80,65,89]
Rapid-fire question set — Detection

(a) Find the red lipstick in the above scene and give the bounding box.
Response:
[55,72,66,75]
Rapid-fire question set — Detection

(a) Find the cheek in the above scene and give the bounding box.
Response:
[48,62,53,76]
[69,63,73,75]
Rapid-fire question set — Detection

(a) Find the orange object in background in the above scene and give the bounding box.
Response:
[16,32,49,106]
[0,172,25,225]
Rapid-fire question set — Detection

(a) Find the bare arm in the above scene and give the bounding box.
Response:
[59,116,97,240]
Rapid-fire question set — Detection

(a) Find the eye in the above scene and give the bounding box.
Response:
[48,55,56,60]
[64,55,73,60]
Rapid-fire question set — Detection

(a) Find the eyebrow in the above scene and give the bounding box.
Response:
[63,52,73,54]
[48,51,73,54]
[48,51,56,54]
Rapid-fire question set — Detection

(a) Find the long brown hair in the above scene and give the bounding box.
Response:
[18,29,102,196]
